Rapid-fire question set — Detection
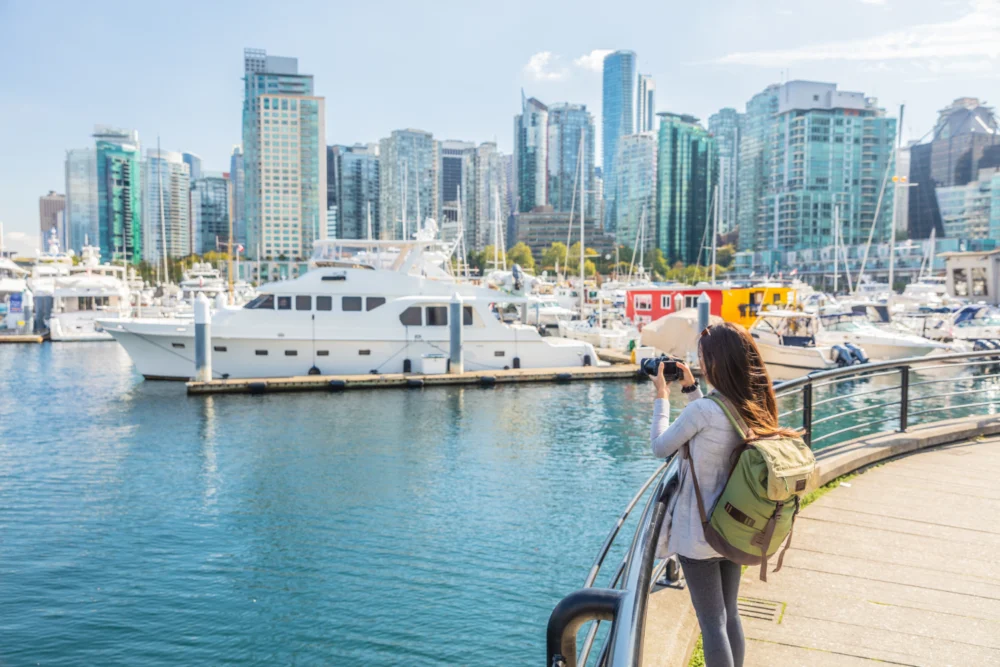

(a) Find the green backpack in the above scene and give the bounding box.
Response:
[683,394,817,581]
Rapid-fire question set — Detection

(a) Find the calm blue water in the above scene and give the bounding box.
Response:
[0,343,668,666]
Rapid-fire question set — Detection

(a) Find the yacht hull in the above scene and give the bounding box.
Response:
[755,342,839,381]
[48,314,115,342]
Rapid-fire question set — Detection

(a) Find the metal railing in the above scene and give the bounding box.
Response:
[546,349,1000,667]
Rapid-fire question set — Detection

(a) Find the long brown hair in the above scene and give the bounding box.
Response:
[699,322,798,439]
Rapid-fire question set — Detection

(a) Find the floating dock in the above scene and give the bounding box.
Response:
[0,333,46,344]
[186,363,643,395]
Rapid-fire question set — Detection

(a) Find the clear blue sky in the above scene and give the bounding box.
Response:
[1,0,996,253]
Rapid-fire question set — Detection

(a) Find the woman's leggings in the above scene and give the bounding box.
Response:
[678,556,745,667]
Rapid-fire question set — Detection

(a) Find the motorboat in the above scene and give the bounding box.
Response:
[0,258,30,332]
[748,311,868,381]
[557,315,637,352]
[99,238,599,380]
[816,309,947,361]
[523,295,576,328]
[47,245,130,341]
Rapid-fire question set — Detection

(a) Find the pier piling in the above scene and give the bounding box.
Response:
[194,294,212,382]
[449,293,464,374]
[697,292,710,332]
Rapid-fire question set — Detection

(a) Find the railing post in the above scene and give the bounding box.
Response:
[899,365,910,432]
[802,382,813,447]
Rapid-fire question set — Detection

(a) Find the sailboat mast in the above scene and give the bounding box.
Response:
[833,203,840,294]
[889,103,904,295]
[157,136,169,285]
[711,185,719,285]
[578,128,586,316]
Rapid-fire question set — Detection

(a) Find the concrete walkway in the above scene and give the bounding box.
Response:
[739,436,1000,666]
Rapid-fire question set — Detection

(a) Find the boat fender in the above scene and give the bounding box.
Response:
[248,381,267,395]
[403,358,412,373]
[556,373,573,383]
[308,366,321,376]
[513,357,521,369]
[844,342,869,364]
[328,379,347,392]
[832,345,852,367]
[406,378,424,388]
[479,376,497,387]
[583,354,592,367]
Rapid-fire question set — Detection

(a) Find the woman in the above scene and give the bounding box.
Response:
[650,322,794,667]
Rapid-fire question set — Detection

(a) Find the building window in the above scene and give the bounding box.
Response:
[400,306,422,326]
[685,296,699,309]
[366,296,386,311]
[634,294,652,311]
[972,268,988,297]
[296,295,311,310]
[660,295,672,310]
[316,296,332,311]
[343,296,363,311]
[953,269,969,297]
[426,306,448,326]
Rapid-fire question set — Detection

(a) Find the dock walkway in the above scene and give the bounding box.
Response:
[738,436,1000,666]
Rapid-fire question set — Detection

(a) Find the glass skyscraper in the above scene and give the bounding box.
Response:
[601,50,636,230]
[191,172,230,255]
[241,48,327,260]
[656,113,717,266]
[637,74,655,133]
[547,103,595,215]
[329,144,380,240]
[513,96,548,212]
[614,132,657,253]
[708,108,742,235]
[439,139,476,242]
[183,152,202,182]
[94,126,142,264]
[65,147,98,254]
[736,85,779,251]
[230,146,246,246]
[379,129,438,240]
[143,149,190,261]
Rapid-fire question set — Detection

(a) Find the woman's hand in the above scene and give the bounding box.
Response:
[652,362,670,400]
[677,362,696,388]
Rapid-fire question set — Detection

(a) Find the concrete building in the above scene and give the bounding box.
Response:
[65,147,98,254]
[513,207,615,259]
[708,108,742,235]
[514,96,549,212]
[39,191,67,250]
[143,149,190,261]
[469,142,510,251]
[94,126,142,264]
[656,113,717,265]
[637,74,655,133]
[379,129,438,240]
[241,48,326,261]
[439,139,476,242]
[229,146,246,246]
[613,133,657,254]
[937,168,1000,240]
[191,172,230,255]
[908,98,1000,239]
[601,50,636,229]
[547,103,595,214]
[328,143,380,240]
[940,248,1000,303]
[736,84,779,251]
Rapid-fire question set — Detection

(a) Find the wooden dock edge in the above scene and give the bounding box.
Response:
[186,364,644,395]
[0,334,46,344]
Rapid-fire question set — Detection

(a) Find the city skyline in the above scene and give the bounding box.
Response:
[1,0,997,253]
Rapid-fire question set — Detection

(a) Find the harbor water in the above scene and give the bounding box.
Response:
[3,344,998,665]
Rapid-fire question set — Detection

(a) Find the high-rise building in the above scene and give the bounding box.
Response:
[762,81,896,252]
[39,191,67,248]
[547,103,595,215]
[513,96,548,212]
[736,85,779,251]
[614,133,657,253]
[94,126,142,264]
[329,143,380,240]
[183,153,202,182]
[241,48,327,260]
[143,149,191,261]
[708,108,742,235]
[379,129,438,240]
[468,142,510,251]
[937,167,1000,240]
[191,172,230,254]
[637,74,655,133]
[656,113,717,265]
[908,98,1000,239]
[65,147,98,254]
[439,139,476,242]
[230,146,246,246]
[601,50,636,228]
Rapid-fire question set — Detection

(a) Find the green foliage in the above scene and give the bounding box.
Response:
[688,635,705,667]
[506,242,535,271]
[540,242,569,272]
[715,244,735,268]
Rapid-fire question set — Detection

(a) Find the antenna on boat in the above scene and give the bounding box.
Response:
[157,135,170,286]
[366,201,373,241]
[854,137,897,292]
[711,184,719,285]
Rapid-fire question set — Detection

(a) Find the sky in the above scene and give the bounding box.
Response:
[1,0,997,254]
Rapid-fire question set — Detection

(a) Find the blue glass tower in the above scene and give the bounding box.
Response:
[602,50,636,229]
[547,103,595,214]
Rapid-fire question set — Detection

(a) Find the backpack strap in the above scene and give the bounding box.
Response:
[758,501,784,582]
[706,393,754,440]
[774,496,801,574]
[681,444,710,524]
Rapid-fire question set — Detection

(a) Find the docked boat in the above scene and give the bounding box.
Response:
[817,309,948,361]
[99,239,599,380]
[557,316,636,352]
[748,311,867,380]
[0,258,31,332]
[47,245,130,341]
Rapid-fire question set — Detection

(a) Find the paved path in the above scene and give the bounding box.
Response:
[739,436,1000,666]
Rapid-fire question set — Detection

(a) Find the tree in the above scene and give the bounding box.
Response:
[645,248,670,280]
[540,242,569,272]
[480,245,506,271]
[715,244,735,268]
[506,242,535,271]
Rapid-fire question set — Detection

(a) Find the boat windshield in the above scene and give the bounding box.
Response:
[757,316,816,337]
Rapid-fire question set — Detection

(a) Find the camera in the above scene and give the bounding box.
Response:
[640,355,680,380]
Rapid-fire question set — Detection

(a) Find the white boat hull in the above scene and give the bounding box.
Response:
[755,341,840,381]
[48,313,115,342]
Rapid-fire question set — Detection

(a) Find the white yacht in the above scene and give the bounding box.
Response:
[178,262,256,305]
[523,295,576,327]
[749,311,867,380]
[0,258,30,332]
[48,245,131,341]
[557,317,635,352]
[816,310,947,361]
[99,239,599,380]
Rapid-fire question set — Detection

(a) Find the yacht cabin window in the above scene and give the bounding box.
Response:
[366,297,386,311]
[400,306,422,326]
[343,296,363,312]
[277,296,292,310]
[296,295,312,310]
[245,294,274,310]
[316,296,332,311]
[464,306,473,325]
[426,306,447,326]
